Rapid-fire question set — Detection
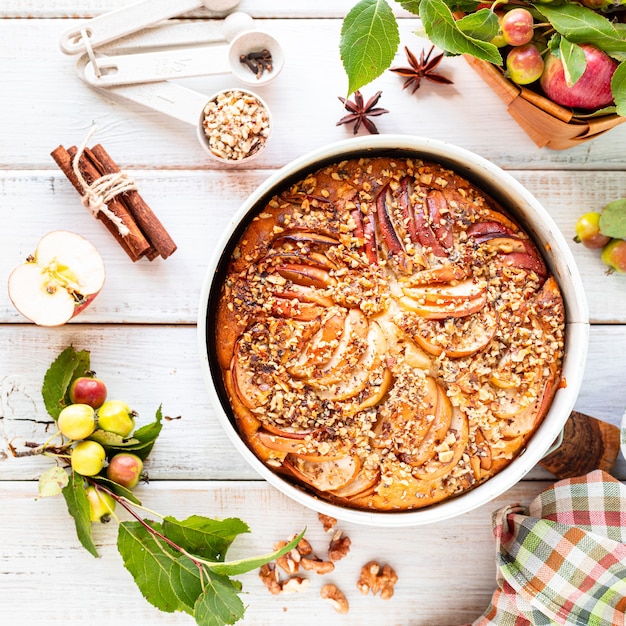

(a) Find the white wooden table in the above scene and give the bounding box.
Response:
[1,2,625,625]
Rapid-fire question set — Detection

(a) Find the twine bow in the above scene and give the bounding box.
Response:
[71,126,136,237]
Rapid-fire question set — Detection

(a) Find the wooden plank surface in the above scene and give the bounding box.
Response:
[1,169,626,324]
[1,2,625,626]
[1,324,624,482]
[2,19,626,170]
[0,479,553,626]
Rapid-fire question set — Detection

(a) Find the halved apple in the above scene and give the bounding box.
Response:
[8,230,105,326]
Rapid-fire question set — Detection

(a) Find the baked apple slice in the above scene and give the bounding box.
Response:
[285,454,361,492]
[398,289,487,319]
[402,279,486,305]
[411,408,469,481]
[317,321,386,402]
[287,310,347,377]
[411,303,498,358]
[305,309,369,387]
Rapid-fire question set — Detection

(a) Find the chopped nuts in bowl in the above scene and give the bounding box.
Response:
[198,88,271,163]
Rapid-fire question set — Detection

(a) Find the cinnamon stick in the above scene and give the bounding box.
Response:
[90,144,177,259]
[50,145,151,261]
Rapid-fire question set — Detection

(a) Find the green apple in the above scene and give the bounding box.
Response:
[71,440,106,476]
[85,485,116,522]
[57,403,96,440]
[97,400,135,437]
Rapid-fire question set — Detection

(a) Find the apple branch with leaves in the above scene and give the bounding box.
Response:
[13,346,303,626]
[341,0,626,115]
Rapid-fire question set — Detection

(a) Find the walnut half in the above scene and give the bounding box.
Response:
[320,584,349,614]
[357,561,398,600]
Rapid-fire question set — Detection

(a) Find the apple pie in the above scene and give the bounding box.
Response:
[214,156,565,511]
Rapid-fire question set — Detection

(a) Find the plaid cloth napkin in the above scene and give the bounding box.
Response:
[469,470,626,626]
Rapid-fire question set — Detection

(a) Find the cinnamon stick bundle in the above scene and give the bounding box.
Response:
[51,143,177,261]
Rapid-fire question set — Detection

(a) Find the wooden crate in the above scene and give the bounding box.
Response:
[465,55,626,150]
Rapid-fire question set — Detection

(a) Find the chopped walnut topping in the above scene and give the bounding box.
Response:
[320,584,350,614]
[201,89,270,161]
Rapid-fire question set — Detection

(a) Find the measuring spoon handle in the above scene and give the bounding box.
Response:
[82,44,231,87]
[76,54,206,126]
[60,0,240,55]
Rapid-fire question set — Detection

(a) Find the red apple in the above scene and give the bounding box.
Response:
[8,231,105,326]
[69,376,108,409]
[540,44,617,110]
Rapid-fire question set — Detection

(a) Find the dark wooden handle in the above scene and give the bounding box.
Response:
[539,411,621,479]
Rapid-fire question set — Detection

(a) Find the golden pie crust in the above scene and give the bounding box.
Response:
[215,157,565,511]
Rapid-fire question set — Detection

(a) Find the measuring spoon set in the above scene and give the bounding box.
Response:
[61,0,284,156]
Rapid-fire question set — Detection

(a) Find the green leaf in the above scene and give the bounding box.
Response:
[89,406,162,460]
[163,515,250,562]
[89,429,140,448]
[419,0,502,65]
[128,404,163,459]
[455,8,499,42]
[38,465,69,497]
[340,0,400,95]
[559,38,586,87]
[600,199,626,238]
[118,520,199,614]
[62,470,98,557]
[612,60,626,116]
[397,0,421,14]
[91,475,142,505]
[42,346,91,420]
[194,576,245,626]
[207,530,306,577]
[536,4,626,60]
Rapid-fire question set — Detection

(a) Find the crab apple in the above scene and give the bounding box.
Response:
[57,403,96,440]
[501,8,534,47]
[85,485,116,522]
[574,212,611,249]
[540,44,617,109]
[71,440,106,476]
[107,453,144,488]
[601,239,626,273]
[7,230,105,327]
[97,400,135,437]
[69,376,108,409]
[506,44,544,85]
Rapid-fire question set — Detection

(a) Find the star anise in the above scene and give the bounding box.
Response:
[390,45,453,95]
[336,90,389,135]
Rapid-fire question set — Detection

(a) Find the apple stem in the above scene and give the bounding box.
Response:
[92,481,206,570]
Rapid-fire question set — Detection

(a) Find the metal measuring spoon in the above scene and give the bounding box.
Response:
[60,0,241,55]
[75,55,272,162]
[81,28,284,88]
